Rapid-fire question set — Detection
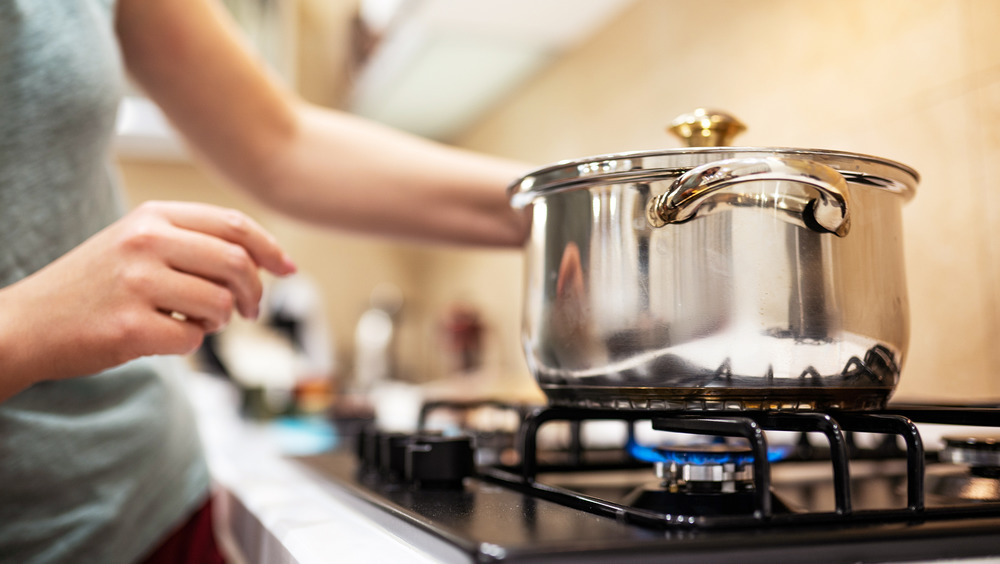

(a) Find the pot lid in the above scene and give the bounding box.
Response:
[509,109,919,209]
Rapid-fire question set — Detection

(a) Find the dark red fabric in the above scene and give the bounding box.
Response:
[141,497,226,564]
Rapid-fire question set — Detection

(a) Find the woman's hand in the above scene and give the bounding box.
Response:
[0,201,296,400]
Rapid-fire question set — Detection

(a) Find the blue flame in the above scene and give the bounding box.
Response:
[626,439,793,465]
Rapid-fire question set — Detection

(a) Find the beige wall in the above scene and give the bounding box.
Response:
[456,0,1000,403]
[120,0,1000,404]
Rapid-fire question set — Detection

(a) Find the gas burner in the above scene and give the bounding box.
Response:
[929,436,1000,502]
[628,440,795,492]
[622,443,794,517]
[641,443,756,494]
[940,436,1000,473]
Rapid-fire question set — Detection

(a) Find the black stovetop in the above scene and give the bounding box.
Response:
[296,405,1000,563]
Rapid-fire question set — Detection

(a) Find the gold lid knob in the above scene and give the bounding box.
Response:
[668,109,746,147]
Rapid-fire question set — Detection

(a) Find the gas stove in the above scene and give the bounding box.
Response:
[297,402,1000,563]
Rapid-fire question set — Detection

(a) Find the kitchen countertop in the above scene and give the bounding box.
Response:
[185,371,444,564]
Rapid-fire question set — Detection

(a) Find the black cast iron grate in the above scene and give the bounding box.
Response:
[474,405,1000,530]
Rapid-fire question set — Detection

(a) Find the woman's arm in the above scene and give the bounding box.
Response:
[114,0,532,247]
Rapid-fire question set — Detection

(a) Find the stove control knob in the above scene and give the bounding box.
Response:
[405,435,474,489]
[378,432,413,481]
[357,425,382,472]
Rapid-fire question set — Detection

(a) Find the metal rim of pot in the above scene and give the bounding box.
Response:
[509,109,919,239]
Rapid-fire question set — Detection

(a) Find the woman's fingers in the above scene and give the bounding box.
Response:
[2,201,297,387]
[151,269,236,332]
[119,201,297,331]
[145,309,210,356]
[122,201,296,320]
[143,201,297,276]
[154,228,264,319]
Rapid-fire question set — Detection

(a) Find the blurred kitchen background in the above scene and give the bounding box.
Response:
[115,0,1000,407]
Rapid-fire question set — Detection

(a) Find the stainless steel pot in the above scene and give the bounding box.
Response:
[509,110,918,411]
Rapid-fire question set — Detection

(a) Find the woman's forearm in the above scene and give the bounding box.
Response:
[116,0,532,248]
[249,104,532,247]
[0,289,43,402]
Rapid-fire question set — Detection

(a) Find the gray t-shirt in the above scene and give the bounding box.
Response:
[0,1,210,562]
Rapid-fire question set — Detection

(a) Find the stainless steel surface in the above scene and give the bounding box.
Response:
[929,438,1000,502]
[656,460,753,492]
[647,156,852,237]
[940,437,1000,468]
[510,110,919,411]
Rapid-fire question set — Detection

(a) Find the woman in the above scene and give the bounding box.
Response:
[0,0,530,561]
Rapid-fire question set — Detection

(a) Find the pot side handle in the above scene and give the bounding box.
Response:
[647,156,852,237]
